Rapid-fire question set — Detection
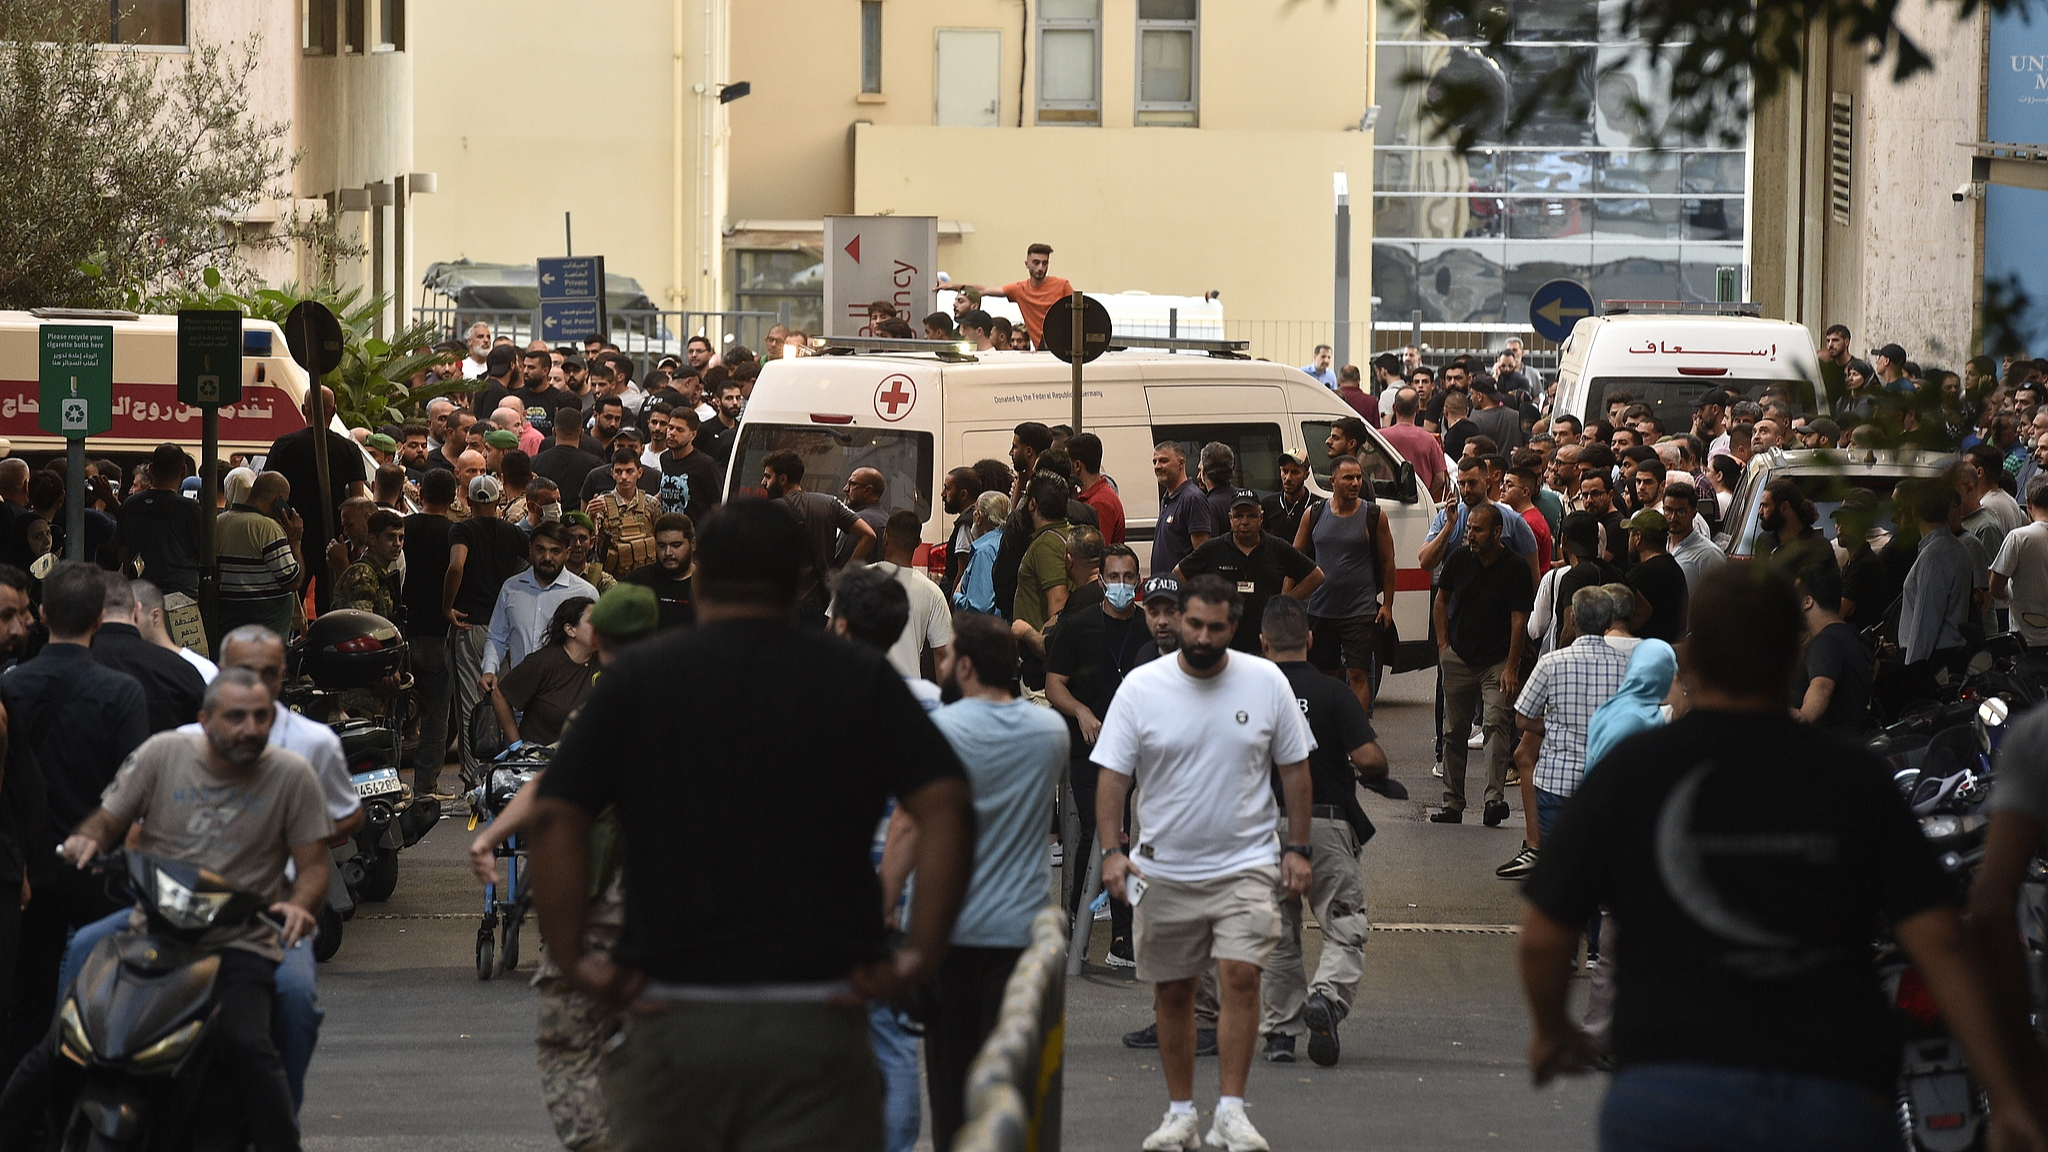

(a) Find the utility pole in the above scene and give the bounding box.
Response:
[1333,172,1351,370]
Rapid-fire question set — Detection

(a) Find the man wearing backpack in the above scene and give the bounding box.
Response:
[1294,455,1397,717]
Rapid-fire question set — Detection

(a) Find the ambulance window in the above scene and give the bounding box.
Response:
[1298,420,1406,500]
[729,424,934,523]
[1152,423,1283,493]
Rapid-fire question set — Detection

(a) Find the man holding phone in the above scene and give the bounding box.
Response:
[216,470,305,638]
[1093,575,1314,1152]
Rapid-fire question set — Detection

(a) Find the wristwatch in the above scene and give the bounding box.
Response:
[1102,845,1128,858]
[1283,844,1314,861]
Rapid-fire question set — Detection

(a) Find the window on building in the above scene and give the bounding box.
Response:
[732,249,825,337]
[1135,0,1197,126]
[303,0,336,55]
[1037,0,1100,126]
[343,0,365,53]
[860,1,883,94]
[105,0,185,46]
[377,0,404,50]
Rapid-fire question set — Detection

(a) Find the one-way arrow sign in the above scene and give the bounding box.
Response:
[1529,279,1595,343]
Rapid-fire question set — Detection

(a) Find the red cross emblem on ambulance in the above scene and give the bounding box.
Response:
[874,374,916,422]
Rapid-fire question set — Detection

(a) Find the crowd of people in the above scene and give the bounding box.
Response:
[0,292,2045,1152]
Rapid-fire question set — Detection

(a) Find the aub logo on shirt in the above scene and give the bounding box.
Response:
[1235,711,1248,724]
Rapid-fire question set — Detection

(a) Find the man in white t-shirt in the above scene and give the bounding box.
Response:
[827,512,953,680]
[1992,479,2048,654]
[1094,575,1314,1152]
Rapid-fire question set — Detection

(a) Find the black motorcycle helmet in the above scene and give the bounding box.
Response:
[293,609,407,690]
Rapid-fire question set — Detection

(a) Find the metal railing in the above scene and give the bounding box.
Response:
[1222,319,1557,376]
[953,906,1068,1152]
[414,304,790,364]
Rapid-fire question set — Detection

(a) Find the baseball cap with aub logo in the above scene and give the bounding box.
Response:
[1228,489,1263,511]
[1140,575,1182,606]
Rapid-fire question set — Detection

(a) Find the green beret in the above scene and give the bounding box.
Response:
[365,433,397,453]
[562,510,595,532]
[483,429,520,449]
[588,583,659,638]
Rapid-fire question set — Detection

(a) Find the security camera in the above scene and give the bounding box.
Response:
[1954,182,1984,202]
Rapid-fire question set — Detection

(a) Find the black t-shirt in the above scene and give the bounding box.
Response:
[401,512,453,638]
[1438,545,1535,666]
[1277,660,1377,809]
[655,448,724,522]
[473,376,514,419]
[1627,552,1689,643]
[537,620,968,983]
[1261,490,1324,551]
[1044,603,1154,749]
[1555,558,1624,643]
[698,419,738,466]
[531,445,605,498]
[264,427,367,550]
[448,517,529,622]
[497,642,594,746]
[1176,534,1319,653]
[1841,546,1892,634]
[115,489,204,596]
[1801,621,1872,736]
[1442,418,1478,462]
[1523,711,1955,1093]
[622,566,696,630]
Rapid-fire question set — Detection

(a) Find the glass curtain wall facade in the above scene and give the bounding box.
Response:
[1372,0,1750,325]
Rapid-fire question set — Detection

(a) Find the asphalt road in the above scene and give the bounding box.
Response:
[300,667,1605,1151]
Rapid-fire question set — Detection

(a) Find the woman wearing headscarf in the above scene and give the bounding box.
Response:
[1578,637,1679,1056]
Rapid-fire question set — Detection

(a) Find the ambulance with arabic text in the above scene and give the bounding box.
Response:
[0,310,314,459]
[1550,309,1829,431]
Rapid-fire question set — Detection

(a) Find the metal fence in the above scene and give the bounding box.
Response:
[953,906,1068,1152]
[414,304,789,365]
[1223,320,1558,377]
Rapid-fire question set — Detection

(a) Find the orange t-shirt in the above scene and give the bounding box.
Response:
[1000,275,1074,345]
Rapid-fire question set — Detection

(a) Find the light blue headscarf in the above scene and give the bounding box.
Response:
[1585,639,1677,771]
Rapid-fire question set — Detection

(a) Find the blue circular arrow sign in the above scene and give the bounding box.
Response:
[1529,279,1595,344]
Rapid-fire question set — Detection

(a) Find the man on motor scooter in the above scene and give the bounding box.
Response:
[0,669,332,1152]
[48,625,365,1114]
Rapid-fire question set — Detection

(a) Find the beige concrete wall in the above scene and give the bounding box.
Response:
[853,124,1373,356]
[730,0,1370,278]
[1836,0,1985,359]
[409,0,726,310]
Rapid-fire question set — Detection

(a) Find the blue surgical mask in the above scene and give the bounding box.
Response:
[1104,581,1138,611]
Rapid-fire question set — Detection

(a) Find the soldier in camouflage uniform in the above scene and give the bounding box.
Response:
[563,513,617,592]
[334,508,405,619]
[467,584,659,1152]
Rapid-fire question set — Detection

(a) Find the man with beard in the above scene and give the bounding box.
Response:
[482,523,599,695]
[622,513,697,630]
[1094,576,1313,1152]
[652,410,722,524]
[762,451,872,627]
[2,669,331,1150]
[698,381,745,467]
[939,467,984,599]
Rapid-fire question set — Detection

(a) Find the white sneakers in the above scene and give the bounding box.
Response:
[1141,1101,1270,1151]
[1205,1101,1271,1151]
[1141,1110,1200,1151]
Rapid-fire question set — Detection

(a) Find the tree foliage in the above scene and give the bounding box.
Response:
[0,0,346,310]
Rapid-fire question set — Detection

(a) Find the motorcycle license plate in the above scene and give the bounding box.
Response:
[352,767,403,799]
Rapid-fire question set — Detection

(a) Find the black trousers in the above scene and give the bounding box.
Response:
[0,948,299,1152]
[1065,757,1132,943]
[924,945,1025,1152]
[0,867,121,1085]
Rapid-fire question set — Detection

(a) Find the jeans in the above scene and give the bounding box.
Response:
[1536,788,1603,956]
[1600,1063,1896,1152]
[408,631,453,793]
[868,1003,921,1152]
[448,626,490,779]
[0,949,300,1151]
[58,911,321,1111]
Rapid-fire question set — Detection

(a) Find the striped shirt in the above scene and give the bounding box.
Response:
[215,506,299,601]
[1514,635,1632,798]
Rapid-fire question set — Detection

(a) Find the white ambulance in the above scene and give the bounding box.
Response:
[0,309,317,458]
[1551,308,1829,431]
[727,347,1445,671]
